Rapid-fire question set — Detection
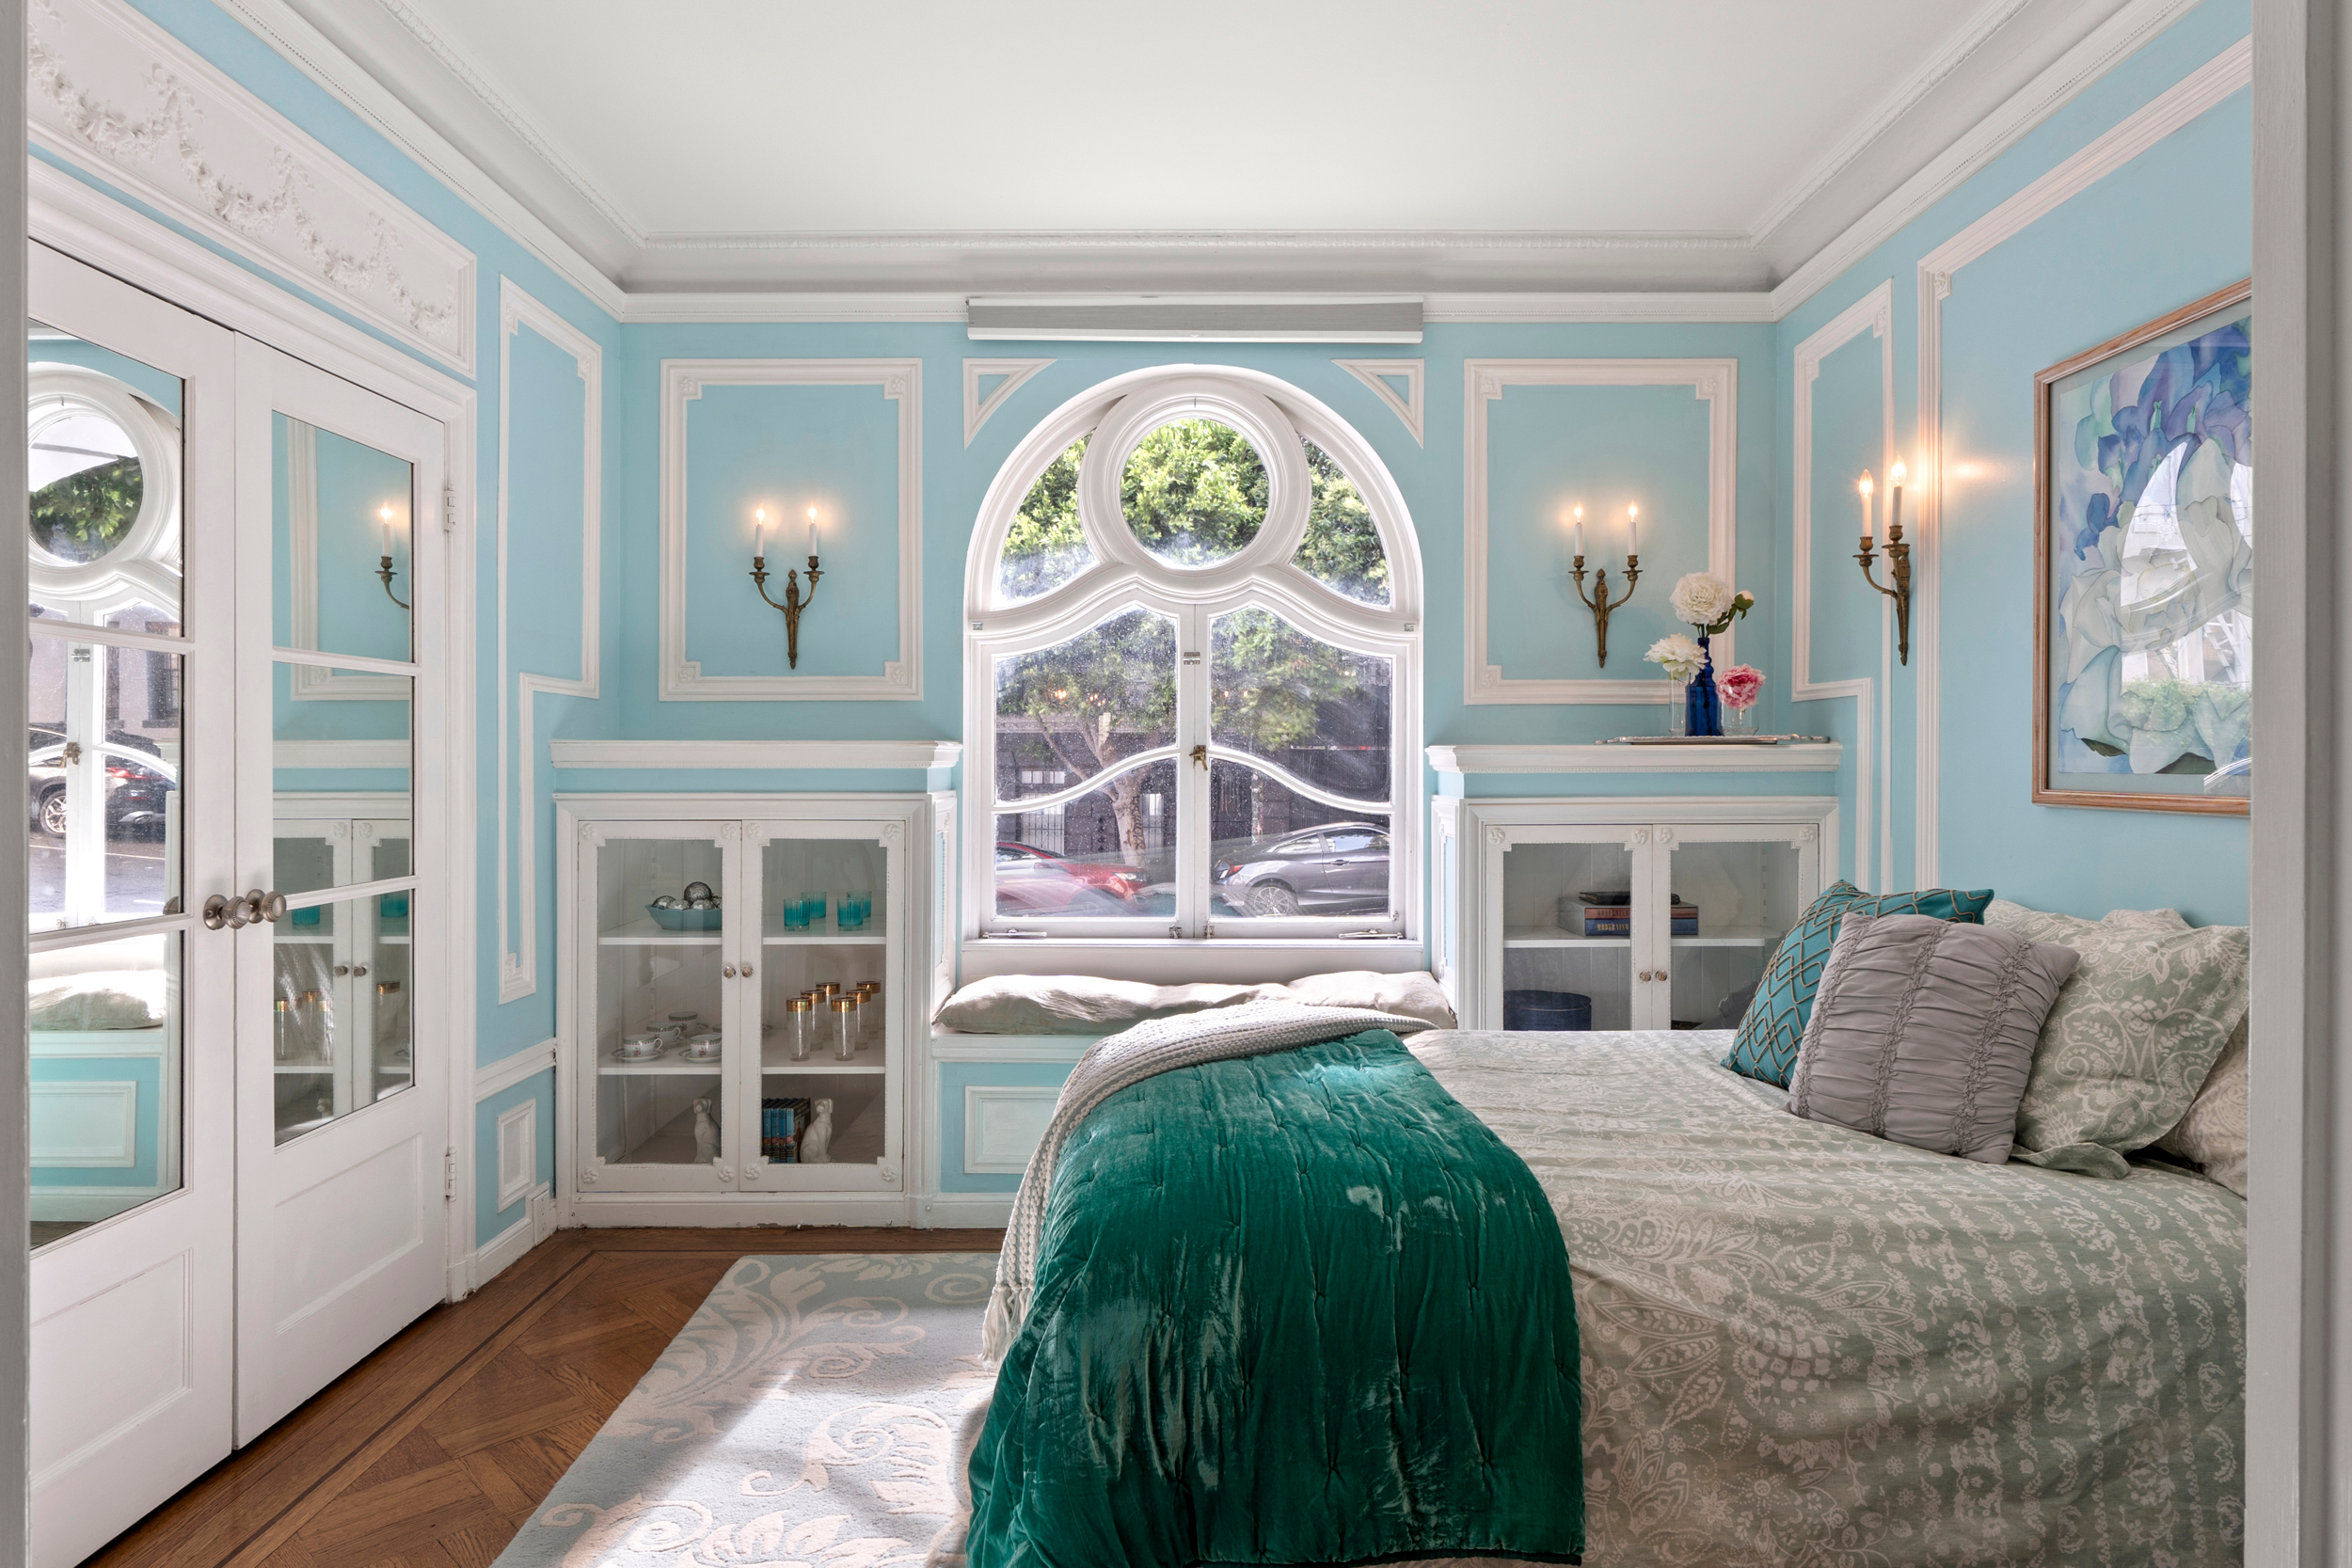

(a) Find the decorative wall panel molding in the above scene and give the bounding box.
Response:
[273,738,409,769]
[26,0,478,373]
[548,738,961,771]
[1461,357,1739,704]
[494,1099,536,1212]
[1789,281,1891,892]
[660,358,923,702]
[963,1085,1060,1175]
[1333,359,1425,444]
[962,358,1054,446]
[497,278,602,1005]
[1911,35,2249,884]
[474,1037,558,1101]
[29,1080,139,1167]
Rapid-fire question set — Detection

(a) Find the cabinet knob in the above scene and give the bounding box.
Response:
[741,963,755,978]
[1656,968,1669,981]
[723,964,737,978]
[1638,969,1653,981]
[333,964,350,977]
[352,964,369,977]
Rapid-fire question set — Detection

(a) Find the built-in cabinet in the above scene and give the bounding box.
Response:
[556,793,954,1227]
[1433,796,1836,1032]
[271,803,413,1143]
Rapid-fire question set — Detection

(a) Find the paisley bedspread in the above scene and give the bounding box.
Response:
[1412,1029,2246,1568]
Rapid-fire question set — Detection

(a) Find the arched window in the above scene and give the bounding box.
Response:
[965,368,1421,951]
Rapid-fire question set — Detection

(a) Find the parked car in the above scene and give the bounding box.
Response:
[993,841,1152,915]
[27,738,177,840]
[1213,821,1391,916]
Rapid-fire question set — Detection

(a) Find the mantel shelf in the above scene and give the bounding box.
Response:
[1428,742,1843,775]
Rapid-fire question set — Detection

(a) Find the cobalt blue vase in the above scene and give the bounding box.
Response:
[1686,634,1724,736]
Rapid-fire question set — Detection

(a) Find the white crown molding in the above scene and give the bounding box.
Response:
[660,358,923,702]
[963,358,1055,447]
[1461,357,1739,705]
[474,1037,557,1101]
[1332,360,1425,445]
[1769,0,2221,318]
[214,0,627,318]
[1788,280,1893,893]
[496,278,602,1006]
[1908,33,2249,887]
[621,292,968,324]
[1745,0,2035,245]
[547,738,961,771]
[1426,742,1843,775]
[28,0,478,372]
[1423,292,1776,324]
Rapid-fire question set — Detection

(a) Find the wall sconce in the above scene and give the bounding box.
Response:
[1566,503,1642,666]
[375,503,408,610]
[749,505,823,669]
[1854,464,1913,664]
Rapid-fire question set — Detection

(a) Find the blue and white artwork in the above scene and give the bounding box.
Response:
[2044,296,2250,804]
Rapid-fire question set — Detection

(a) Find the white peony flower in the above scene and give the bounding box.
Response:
[1669,572,1733,627]
[1645,633,1706,683]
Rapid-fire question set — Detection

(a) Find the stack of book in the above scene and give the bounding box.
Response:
[761,1096,811,1163]
[1573,898,1699,937]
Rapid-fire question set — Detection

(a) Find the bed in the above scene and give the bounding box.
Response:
[1417,1027,2245,1568]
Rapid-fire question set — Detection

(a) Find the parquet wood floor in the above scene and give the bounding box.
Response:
[80,1226,1004,1568]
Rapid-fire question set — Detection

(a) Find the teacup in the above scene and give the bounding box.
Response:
[617,1033,667,1061]
[681,1030,723,1063]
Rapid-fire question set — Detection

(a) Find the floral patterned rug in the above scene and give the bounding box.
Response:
[493,1253,998,1568]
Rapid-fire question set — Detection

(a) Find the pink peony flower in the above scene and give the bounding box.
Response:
[1718,664,1765,710]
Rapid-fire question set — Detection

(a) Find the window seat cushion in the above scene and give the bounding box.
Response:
[934,970,1455,1035]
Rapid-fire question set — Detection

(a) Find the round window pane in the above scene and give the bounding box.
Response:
[29,410,140,564]
[1120,418,1267,567]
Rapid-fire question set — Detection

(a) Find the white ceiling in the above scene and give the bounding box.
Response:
[266,0,2153,296]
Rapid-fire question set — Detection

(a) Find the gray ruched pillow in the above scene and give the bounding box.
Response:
[1787,911,2082,1164]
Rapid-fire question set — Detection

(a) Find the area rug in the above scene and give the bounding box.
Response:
[493,1252,998,1568]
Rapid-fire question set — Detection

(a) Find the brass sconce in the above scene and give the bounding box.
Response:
[749,505,823,669]
[1855,464,1913,664]
[1566,503,1642,666]
[374,503,408,610]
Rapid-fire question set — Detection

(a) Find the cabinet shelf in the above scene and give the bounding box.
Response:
[596,1055,726,1077]
[598,917,723,947]
[761,916,885,944]
[1503,927,1629,948]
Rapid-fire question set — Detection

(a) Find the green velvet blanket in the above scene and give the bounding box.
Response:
[965,1027,1584,1568]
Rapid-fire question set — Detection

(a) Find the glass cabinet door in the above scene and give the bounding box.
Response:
[583,826,734,1191]
[1499,829,1645,1033]
[741,823,898,1193]
[1656,825,1817,1032]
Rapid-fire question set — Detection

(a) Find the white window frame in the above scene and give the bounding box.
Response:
[963,366,1422,970]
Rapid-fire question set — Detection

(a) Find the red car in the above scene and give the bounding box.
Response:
[993,841,1152,911]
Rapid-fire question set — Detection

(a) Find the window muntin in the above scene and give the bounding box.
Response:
[970,372,1416,943]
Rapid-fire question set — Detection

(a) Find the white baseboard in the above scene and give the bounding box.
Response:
[475,1183,554,1285]
[916,1192,1014,1228]
[567,1192,914,1228]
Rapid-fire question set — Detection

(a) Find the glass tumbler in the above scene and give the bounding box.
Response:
[800,892,828,931]
[855,981,882,1049]
[784,995,815,1061]
[831,995,859,1061]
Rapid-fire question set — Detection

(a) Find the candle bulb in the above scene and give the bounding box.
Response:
[807,506,818,559]
[1627,502,1640,557]
[1888,459,1905,537]
[754,505,766,559]
[1859,471,1875,544]
[1572,504,1584,558]
[380,504,392,559]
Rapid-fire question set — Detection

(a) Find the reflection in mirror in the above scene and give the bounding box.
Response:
[273,661,411,897]
[273,890,413,1145]
[26,639,183,931]
[28,323,183,630]
[275,414,413,666]
[29,931,182,1247]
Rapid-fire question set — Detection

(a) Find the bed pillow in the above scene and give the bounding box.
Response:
[1985,899,2249,1179]
[1787,912,2079,1162]
[1722,879,1994,1088]
[933,971,1455,1035]
[1277,970,1457,1030]
[2155,1012,2248,1196]
[27,970,167,1030]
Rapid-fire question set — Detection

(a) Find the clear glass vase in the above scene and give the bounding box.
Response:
[1724,705,1757,736]
[1666,682,1688,736]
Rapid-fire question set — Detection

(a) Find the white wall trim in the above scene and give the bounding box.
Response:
[962,358,1054,447]
[28,1080,138,1166]
[469,1183,549,1286]
[272,738,409,770]
[474,1037,557,1101]
[1332,359,1425,445]
[493,1099,536,1212]
[27,0,478,373]
[1788,280,1892,893]
[1425,293,1773,324]
[916,1193,1016,1228]
[1910,34,2251,885]
[548,738,961,772]
[496,278,602,1006]
[659,358,924,702]
[1462,357,1739,705]
[961,1085,1060,1175]
[625,293,970,325]
[1426,742,1842,775]
[1768,0,2220,318]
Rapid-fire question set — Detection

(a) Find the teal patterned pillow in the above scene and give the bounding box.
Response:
[1721,880,1994,1087]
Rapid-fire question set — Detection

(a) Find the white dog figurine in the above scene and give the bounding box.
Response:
[800,1098,834,1164]
[692,1095,720,1164]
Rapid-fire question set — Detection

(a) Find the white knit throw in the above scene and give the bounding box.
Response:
[978,1000,1420,1361]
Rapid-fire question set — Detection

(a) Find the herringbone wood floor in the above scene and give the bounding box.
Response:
[81,1227,1004,1568]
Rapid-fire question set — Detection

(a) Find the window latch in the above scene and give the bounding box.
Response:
[1189,744,1208,771]
[984,927,1048,940]
[1339,928,1402,940]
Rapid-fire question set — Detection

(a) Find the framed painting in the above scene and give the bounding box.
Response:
[2033,278,2251,815]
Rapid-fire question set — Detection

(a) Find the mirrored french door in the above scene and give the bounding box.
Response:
[24,246,451,1565]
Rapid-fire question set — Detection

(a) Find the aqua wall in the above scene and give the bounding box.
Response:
[1774,0,2250,927]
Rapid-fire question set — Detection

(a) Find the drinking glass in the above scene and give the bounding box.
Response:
[800,892,828,930]
[831,995,858,1061]
[784,996,815,1061]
